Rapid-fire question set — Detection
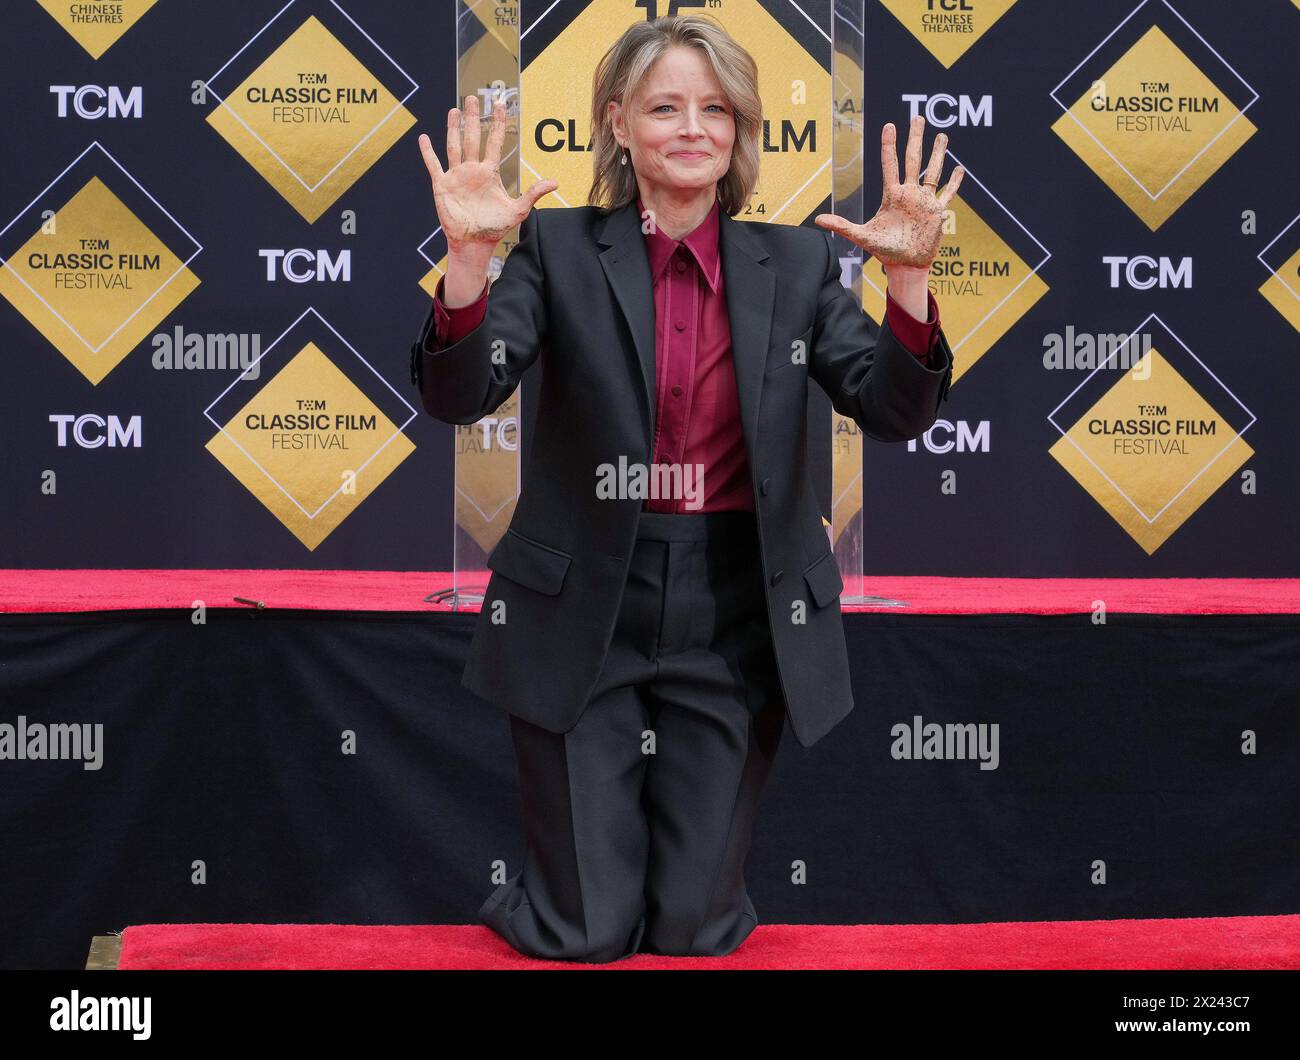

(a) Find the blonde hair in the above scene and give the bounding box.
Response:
[587,15,762,217]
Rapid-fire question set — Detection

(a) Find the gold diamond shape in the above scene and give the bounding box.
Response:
[521,0,831,222]
[1259,244,1300,333]
[1049,347,1253,554]
[877,0,1019,68]
[861,193,1048,386]
[1052,25,1256,231]
[0,175,199,385]
[205,342,415,550]
[36,0,159,59]
[207,14,416,223]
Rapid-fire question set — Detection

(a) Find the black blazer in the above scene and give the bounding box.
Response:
[410,198,953,748]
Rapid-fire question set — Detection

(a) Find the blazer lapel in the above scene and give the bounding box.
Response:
[598,201,658,457]
[718,209,775,466]
[597,199,775,463]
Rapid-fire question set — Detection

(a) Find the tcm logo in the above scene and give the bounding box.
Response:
[907,419,990,454]
[259,249,351,283]
[50,85,143,119]
[1103,255,1193,289]
[902,93,993,127]
[50,414,143,448]
[462,416,517,452]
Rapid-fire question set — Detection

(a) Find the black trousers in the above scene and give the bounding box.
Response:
[478,509,787,962]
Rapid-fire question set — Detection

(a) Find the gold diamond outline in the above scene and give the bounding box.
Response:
[203,306,419,522]
[1257,212,1300,304]
[0,142,203,356]
[1048,0,1259,203]
[861,150,1051,357]
[201,1,419,195]
[1046,312,1257,526]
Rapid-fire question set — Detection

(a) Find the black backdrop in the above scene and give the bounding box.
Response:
[1,0,1297,574]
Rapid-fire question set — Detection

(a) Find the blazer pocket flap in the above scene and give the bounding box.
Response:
[486,528,572,596]
[802,551,844,608]
[765,323,814,375]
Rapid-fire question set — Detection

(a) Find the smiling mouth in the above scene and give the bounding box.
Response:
[672,152,709,159]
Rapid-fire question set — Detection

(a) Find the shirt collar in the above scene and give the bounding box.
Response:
[636,194,722,295]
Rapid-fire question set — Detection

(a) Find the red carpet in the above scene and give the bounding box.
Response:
[5,569,1299,614]
[116,915,1300,969]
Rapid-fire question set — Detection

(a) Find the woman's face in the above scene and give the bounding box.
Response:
[610,45,736,199]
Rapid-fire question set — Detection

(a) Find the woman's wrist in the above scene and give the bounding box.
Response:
[883,261,932,276]
[443,244,494,308]
[883,262,933,323]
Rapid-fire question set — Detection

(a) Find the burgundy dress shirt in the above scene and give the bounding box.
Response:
[428,198,943,513]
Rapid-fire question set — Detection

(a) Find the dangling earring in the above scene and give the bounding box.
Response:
[621,149,628,165]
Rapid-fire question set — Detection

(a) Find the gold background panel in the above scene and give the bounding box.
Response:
[831,417,862,548]
[1259,245,1300,334]
[877,0,1019,69]
[1051,26,1256,231]
[204,343,415,550]
[0,175,199,385]
[206,16,416,223]
[520,0,831,223]
[453,390,522,554]
[1049,348,1254,554]
[36,0,159,59]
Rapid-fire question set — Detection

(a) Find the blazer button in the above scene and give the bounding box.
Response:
[760,477,771,496]
[770,570,783,586]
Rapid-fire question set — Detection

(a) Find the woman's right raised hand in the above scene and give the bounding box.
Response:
[418,93,558,254]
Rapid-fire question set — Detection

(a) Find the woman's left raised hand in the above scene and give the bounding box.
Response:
[815,115,963,269]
